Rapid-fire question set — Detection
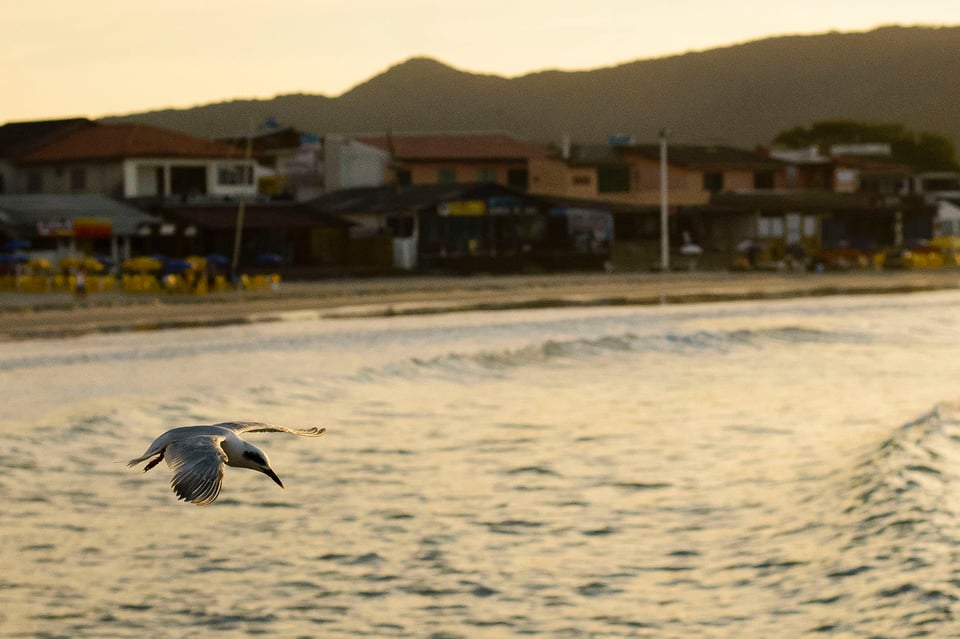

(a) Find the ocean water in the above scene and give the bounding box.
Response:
[4,290,960,637]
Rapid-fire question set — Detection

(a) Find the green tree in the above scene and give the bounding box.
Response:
[773,120,959,171]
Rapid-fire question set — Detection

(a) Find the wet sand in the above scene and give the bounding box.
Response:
[0,270,958,341]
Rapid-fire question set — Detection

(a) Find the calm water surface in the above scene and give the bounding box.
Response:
[4,291,960,637]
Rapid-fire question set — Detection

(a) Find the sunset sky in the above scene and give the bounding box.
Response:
[4,0,959,123]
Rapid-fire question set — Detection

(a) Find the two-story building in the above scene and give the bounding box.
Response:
[759,144,937,262]
[528,141,788,268]
[530,142,787,206]
[13,123,259,201]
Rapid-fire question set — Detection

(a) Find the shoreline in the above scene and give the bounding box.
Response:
[1,270,958,341]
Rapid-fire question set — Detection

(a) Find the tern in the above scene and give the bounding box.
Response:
[128,421,325,505]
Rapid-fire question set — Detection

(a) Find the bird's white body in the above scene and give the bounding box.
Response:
[128,421,325,505]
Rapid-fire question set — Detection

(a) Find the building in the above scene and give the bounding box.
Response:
[530,141,787,207]
[356,132,550,190]
[221,126,391,201]
[13,123,258,201]
[526,141,790,268]
[0,118,96,195]
[303,182,617,272]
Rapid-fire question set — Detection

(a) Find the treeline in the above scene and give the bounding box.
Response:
[774,120,958,171]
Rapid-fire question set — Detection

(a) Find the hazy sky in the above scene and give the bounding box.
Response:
[4,0,959,123]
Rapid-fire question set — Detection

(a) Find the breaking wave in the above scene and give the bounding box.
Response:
[354,324,870,381]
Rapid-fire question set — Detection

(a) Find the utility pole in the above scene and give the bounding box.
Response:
[659,128,670,272]
[231,126,254,286]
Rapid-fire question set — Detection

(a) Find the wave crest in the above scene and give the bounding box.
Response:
[355,324,866,381]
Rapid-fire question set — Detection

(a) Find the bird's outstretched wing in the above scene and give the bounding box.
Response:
[218,421,326,437]
[165,435,227,505]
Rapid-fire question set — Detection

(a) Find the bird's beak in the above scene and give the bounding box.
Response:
[261,467,284,489]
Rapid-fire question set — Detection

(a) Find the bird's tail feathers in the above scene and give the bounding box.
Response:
[127,453,160,470]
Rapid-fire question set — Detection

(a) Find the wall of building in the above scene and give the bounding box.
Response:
[402,160,528,186]
[121,159,258,199]
[723,169,756,191]
[17,161,124,196]
[0,161,14,194]
[324,137,390,192]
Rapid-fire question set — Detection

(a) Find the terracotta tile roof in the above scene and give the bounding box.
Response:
[17,123,248,163]
[356,133,550,161]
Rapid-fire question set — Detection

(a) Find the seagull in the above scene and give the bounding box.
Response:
[127,421,325,505]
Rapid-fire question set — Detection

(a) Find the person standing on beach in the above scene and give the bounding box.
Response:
[74,266,87,302]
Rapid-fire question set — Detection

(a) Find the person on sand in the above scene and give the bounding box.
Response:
[74,266,87,302]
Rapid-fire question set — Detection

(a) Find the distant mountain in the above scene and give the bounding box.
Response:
[103,26,960,151]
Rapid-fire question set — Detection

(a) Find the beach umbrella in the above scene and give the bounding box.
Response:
[0,253,29,264]
[186,256,207,271]
[61,256,106,272]
[3,239,31,251]
[59,256,82,270]
[255,252,284,266]
[161,258,194,274]
[82,257,105,272]
[206,253,230,266]
[26,258,54,271]
[122,256,164,272]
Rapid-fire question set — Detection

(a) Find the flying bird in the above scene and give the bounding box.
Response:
[128,421,325,505]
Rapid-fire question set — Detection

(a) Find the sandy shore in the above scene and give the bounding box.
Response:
[1,270,958,341]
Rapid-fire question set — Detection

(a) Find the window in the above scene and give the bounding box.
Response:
[703,172,724,192]
[217,164,253,185]
[395,168,412,186]
[597,166,630,193]
[437,168,456,184]
[477,168,496,183]
[753,171,774,189]
[70,167,86,191]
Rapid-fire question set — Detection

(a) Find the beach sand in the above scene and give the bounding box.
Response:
[1,270,958,341]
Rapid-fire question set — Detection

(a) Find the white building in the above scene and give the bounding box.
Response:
[13,123,259,201]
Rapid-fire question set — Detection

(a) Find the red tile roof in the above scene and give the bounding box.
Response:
[17,123,248,163]
[357,133,549,161]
